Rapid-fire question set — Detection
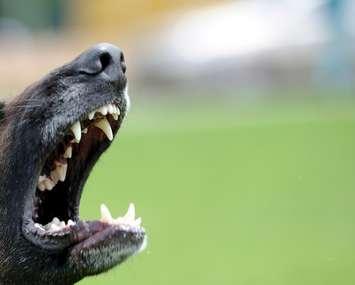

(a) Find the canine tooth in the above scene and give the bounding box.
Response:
[71,121,81,143]
[98,106,108,116]
[123,203,136,221]
[63,146,72,159]
[88,111,95,120]
[100,204,113,223]
[108,104,114,114]
[94,117,113,141]
[116,106,120,115]
[82,128,88,134]
[112,113,119,120]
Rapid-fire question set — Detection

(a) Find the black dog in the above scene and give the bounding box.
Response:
[0,43,146,284]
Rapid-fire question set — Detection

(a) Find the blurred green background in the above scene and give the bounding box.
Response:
[79,95,355,285]
[0,0,355,284]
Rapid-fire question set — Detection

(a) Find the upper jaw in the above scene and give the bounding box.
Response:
[37,100,123,192]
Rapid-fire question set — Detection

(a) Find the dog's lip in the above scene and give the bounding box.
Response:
[23,218,146,252]
[69,220,146,254]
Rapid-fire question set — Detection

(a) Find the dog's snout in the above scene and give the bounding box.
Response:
[76,43,126,80]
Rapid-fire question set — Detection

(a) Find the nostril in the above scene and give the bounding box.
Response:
[120,52,127,74]
[77,44,126,77]
[99,52,112,72]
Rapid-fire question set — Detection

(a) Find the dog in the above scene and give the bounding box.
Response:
[0,43,146,284]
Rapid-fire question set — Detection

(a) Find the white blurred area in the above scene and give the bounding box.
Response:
[135,0,355,92]
[162,0,328,62]
[0,0,353,98]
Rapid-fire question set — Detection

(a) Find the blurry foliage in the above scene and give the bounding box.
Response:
[0,0,66,30]
[79,97,355,285]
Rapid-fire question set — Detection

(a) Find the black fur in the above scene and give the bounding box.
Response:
[0,43,144,284]
[0,101,4,121]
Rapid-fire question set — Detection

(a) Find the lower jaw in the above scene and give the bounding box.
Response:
[68,228,146,277]
[23,200,145,253]
[23,217,146,255]
[20,218,146,281]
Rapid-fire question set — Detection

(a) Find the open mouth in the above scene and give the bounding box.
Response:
[22,101,146,254]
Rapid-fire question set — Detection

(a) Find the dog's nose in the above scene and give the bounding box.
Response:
[75,43,126,81]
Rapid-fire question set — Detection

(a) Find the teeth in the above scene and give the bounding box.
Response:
[34,223,45,231]
[67,219,75,226]
[100,204,113,223]
[38,175,55,191]
[38,175,46,189]
[49,224,61,232]
[35,204,142,235]
[98,106,108,116]
[38,162,67,191]
[44,217,63,232]
[114,203,137,226]
[71,121,81,143]
[94,117,113,141]
[88,104,120,121]
[63,146,72,159]
[107,104,114,114]
[54,161,68,182]
[38,175,46,183]
[112,106,120,120]
[52,217,61,225]
[57,163,68,182]
[115,106,121,115]
[43,179,55,191]
[124,203,136,221]
[99,203,142,229]
[38,103,121,193]
[38,183,46,191]
[50,170,60,184]
[38,218,75,233]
